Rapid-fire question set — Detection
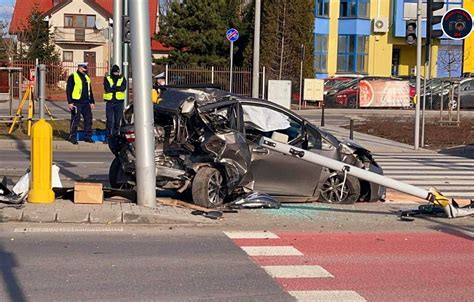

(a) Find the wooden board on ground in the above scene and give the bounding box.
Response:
[157,198,212,212]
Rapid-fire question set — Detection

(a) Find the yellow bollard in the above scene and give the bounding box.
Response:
[28,119,55,203]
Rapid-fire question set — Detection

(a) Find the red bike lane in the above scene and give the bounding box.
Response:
[229,231,474,301]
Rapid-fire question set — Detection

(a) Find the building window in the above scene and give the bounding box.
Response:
[63,51,73,62]
[340,0,370,18]
[64,15,96,29]
[316,0,330,17]
[337,35,368,73]
[314,34,328,73]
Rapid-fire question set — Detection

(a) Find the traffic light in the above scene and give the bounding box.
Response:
[427,0,444,41]
[406,20,417,45]
[123,15,131,43]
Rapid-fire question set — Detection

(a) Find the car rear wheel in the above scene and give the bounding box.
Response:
[109,157,133,189]
[319,174,360,204]
[192,167,225,208]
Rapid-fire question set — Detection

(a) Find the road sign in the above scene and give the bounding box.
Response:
[441,8,473,40]
[226,28,239,42]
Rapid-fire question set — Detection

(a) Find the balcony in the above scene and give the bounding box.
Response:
[53,27,107,45]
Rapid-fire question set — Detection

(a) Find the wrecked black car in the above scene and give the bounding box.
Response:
[108,88,385,208]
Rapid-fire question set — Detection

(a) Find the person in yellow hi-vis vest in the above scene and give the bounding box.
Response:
[66,63,95,145]
[103,64,127,138]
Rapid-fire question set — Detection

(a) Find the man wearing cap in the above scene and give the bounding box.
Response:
[152,73,166,104]
[103,64,127,138]
[66,63,95,144]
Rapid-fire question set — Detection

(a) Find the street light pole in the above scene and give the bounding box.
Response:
[414,0,422,150]
[251,0,261,98]
[299,44,304,110]
[113,0,123,66]
[129,0,156,207]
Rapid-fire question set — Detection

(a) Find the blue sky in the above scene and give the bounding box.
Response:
[0,0,15,22]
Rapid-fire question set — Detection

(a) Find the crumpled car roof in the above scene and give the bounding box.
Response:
[155,88,231,113]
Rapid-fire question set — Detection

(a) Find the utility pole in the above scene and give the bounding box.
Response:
[122,0,130,107]
[414,0,422,150]
[113,0,123,66]
[129,0,157,207]
[251,0,261,98]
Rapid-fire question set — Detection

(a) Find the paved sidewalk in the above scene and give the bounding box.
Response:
[0,138,110,151]
[0,198,215,225]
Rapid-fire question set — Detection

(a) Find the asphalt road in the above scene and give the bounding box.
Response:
[0,228,293,302]
[1,226,472,302]
[0,150,114,186]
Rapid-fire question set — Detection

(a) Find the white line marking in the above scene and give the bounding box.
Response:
[14,227,124,233]
[240,246,303,256]
[262,265,333,278]
[289,290,366,302]
[224,231,279,239]
[56,162,105,164]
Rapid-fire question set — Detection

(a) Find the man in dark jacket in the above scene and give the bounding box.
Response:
[66,63,95,144]
[103,64,127,138]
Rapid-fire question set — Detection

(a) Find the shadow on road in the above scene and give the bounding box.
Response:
[438,145,474,159]
[0,242,27,302]
[6,134,29,158]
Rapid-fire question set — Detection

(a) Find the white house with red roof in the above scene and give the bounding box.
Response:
[9,0,169,75]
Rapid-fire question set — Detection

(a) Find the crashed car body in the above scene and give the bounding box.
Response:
[109,88,385,208]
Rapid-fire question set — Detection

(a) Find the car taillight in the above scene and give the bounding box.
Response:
[124,130,135,143]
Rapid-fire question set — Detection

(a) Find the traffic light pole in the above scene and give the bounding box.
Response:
[113,0,123,66]
[421,0,432,148]
[414,0,422,150]
[129,0,157,207]
[251,0,261,99]
[122,0,130,107]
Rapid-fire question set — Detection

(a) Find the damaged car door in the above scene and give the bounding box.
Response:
[241,103,322,197]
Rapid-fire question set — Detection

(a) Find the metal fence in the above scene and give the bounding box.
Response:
[2,60,109,101]
[154,64,262,97]
[1,61,261,101]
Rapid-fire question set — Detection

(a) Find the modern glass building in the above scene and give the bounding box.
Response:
[313,0,468,79]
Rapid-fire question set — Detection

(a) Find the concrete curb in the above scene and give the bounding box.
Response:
[0,139,110,152]
[0,199,216,225]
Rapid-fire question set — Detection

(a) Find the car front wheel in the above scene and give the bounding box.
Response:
[319,174,360,204]
[192,167,225,208]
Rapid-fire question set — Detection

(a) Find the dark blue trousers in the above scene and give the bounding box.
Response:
[70,103,93,140]
[106,101,124,137]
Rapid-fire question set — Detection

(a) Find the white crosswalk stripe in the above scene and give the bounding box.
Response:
[374,152,474,199]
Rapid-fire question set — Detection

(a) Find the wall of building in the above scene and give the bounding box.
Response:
[48,0,110,70]
[463,0,474,73]
[367,0,392,76]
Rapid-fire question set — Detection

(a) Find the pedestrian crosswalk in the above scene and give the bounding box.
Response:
[373,152,474,199]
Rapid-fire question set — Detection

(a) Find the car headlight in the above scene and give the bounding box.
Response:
[339,143,355,155]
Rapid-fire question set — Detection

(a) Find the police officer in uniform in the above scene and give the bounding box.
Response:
[66,63,95,144]
[103,64,127,138]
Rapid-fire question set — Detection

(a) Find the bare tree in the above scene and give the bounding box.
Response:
[437,42,465,78]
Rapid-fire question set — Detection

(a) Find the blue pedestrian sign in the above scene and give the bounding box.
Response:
[442,8,473,40]
[226,28,239,42]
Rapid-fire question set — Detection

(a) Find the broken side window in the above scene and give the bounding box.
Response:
[242,105,302,144]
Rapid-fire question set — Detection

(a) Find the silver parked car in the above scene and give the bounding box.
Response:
[109,87,385,208]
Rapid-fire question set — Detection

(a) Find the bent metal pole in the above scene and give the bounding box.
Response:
[259,138,430,200]
[129,0,156,207]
